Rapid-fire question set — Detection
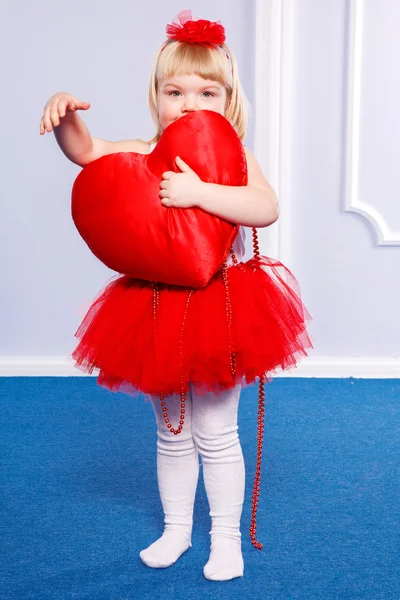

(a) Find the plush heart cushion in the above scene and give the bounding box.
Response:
[71,110,248,287]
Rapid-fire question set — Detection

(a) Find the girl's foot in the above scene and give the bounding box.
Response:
[139,529,192,568]
[203,536,244,581]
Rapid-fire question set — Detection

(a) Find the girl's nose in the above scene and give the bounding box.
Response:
[182,96,197,112]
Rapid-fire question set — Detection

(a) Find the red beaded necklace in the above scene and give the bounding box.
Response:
[151,227,266,549]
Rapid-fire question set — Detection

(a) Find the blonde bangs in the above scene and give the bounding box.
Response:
[156,42,231,88]
[148,40,248,143]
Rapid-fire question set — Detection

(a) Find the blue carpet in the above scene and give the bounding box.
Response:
[1,377,399,600]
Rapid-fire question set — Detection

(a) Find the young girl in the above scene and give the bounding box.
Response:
[40,10,312,582]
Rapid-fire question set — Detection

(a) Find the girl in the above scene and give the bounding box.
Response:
[40,10,312,582]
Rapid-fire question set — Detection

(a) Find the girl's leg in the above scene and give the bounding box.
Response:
[139,391,199,568]
[191,384,245,581]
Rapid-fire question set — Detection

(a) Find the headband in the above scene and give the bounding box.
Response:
[165,9,226,46]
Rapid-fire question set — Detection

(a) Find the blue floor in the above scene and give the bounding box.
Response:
[1,377,399,600]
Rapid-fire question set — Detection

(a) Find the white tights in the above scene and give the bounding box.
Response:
[139,384,245,581]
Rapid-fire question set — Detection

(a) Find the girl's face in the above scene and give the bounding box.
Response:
[157,74,227,132]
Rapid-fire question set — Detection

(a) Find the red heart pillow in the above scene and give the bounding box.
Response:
[71,110,248,287]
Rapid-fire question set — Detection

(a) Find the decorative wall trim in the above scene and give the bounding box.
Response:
[0,356,398,379]
[344,0,400,245]
[253,0,294,264]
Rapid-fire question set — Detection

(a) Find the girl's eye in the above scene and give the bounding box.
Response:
[168,91,215,97]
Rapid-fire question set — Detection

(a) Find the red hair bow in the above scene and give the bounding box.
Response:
[166,9,226,45]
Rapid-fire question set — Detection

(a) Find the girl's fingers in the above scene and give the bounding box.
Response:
[77,100,91,109]
[40,95,91,134]
[57,99,68,118]
[70,98,90,111]
[49,106,60,127]
[162,171,174,180]
[43,107,53,132]
[175,156,192,172]
[40,116,49,134]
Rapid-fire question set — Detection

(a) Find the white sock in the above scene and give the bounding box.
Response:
[140,393,199,568]
[203,535,244,581]
[191,385,245,581]
[139,528,192,568]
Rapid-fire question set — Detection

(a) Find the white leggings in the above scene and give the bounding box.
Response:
[150,384,245,540]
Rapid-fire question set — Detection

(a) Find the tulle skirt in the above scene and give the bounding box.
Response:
[72,256,313,397]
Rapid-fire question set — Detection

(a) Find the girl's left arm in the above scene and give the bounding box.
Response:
[197,147,279,228]
[160,147,279,227]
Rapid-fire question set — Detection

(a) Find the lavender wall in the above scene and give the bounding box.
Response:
[1,0,399,372]
[1,0,255,356]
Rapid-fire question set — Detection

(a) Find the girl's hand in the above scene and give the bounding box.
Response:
[39,92,91,135]
[159,156,203,208]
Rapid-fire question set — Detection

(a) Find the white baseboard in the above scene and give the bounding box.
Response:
[276,356,400,378]
[0,356,399,378]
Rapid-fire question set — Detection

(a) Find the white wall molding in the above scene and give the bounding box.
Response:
[0,356,398,379]
[253,0,294,263]
[344,0,400,246]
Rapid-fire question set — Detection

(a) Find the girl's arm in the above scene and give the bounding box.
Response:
[54,113,148,166]
[160,147,279,228]
[41,92,148,166]
[52,111,93,166]
[197,147,279,227]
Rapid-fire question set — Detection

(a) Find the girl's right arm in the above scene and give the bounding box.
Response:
[40,92,149,167]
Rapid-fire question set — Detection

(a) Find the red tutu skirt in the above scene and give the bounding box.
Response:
[72,256,313,397]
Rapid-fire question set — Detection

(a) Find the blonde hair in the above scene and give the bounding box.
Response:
[147,39,249,143]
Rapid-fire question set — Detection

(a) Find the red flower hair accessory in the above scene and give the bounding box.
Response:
[166,9,226,46]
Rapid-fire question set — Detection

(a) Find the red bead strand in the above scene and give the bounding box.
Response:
[150,281,160,335]
[249,375,265,549]
[252,227,261,260]
[221,258,236,377]
[249,227,265,550]
[229,247,239,266]
[229,246,246,271]
[152,232,266,546]
[156,288,193,436]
